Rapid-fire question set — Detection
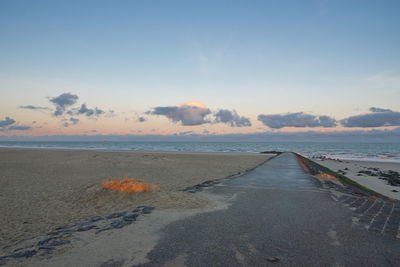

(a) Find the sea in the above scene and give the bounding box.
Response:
[0,141,400,163]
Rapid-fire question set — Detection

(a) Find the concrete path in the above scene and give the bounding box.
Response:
[139,153,400,266]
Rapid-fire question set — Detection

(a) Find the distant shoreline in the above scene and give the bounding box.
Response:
[0,147,261,156]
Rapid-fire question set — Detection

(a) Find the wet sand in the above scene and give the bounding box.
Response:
[316,159,400,200]
[0,148,272,249]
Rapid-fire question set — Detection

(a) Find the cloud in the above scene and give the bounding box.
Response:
[341,108,400,127]
[137,117,147,122]
[214,109,251,127]
[63,117,80,127]
[0,117,31,131]
[0,117,16,127]
[9,125,32,131]
[77,104,105,117]
[19,105,50,110]
[147,101,211,126]
[258,112,337,129]
[369,107,393,113]
[174,131,197,136]
[49,93,79,116]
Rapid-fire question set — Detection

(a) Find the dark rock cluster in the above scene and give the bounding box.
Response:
[310,155,344,162]
[182,180,221,193]
[0,205,154,265]
[358,168,400,187]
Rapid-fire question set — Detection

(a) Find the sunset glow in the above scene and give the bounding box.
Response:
[0,1,399,140]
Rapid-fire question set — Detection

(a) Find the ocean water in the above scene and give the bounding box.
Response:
[0,141,400,162]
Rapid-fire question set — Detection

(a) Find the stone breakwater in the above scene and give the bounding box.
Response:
[294,153,400,240]
[0,206,155,266]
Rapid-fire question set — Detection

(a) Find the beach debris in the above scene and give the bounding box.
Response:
[0,205,155,265]
[102,177,158,193]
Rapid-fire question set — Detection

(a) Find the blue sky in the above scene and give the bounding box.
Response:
[1,0,400,137]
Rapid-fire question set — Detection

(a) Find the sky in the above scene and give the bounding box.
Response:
[1,0,400,139]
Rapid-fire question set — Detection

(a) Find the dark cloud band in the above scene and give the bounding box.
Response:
[19,105,50,110]
[341,108,400,127]
[258,112,337,129]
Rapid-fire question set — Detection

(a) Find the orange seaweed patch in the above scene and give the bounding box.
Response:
[102,178,158,193]
[315,172,337,180]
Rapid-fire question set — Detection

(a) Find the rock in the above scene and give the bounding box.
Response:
[11,250,37,258]
[106,212,127,219]
[89,216,104,222]
[201,180,215,187]
[54,224,74,231]
[132,207,142,213]
[110,220,131,229]
[142,206,155,214]
[77,224,96,232]
[47,231,64,235]
[392,190,399,192]
[37,237,54,246]
[38,245,54,250]
[123,213,139,222]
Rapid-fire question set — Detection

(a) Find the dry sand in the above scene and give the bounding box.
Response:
[0,148,272,249]
[316,159,400,200]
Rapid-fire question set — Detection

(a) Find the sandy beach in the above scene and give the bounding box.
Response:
[316,158,400,200]
[0,148,272,250]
